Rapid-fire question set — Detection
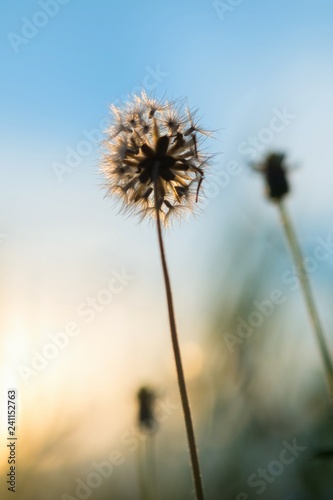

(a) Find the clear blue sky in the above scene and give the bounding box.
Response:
[1,0,333,227]
[1,0,333,456]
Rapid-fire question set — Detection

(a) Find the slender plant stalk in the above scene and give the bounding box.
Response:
[138,441,149,500]
[138,436,157,500]
[154,178,205,500]
[277,200,333,400]
[147,434,159,500]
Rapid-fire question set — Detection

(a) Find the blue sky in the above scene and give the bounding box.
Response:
[2,0,333,221]
[1,0,333,466]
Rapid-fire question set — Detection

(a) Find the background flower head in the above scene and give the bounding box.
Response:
[101,91,211,224]
[256,152,290,201]
[137,386,157,433]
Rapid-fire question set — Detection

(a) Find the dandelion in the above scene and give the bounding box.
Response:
[255,152,289,200]
[254,152,333,403]
[137,386,157,433]
[102,91,210,225]
[102,92,209,499]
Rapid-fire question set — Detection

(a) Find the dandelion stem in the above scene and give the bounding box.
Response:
[147,434,159,500]
[138,441,149,500]
[277,200,333,401]
[154,178,205,500]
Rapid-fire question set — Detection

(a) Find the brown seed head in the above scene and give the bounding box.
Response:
[257,152,290,200]
[137,386,157,433]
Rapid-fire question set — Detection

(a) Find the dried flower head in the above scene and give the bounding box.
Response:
[137,386,157,433]
[255,152,290,200]
[101,91,211,224]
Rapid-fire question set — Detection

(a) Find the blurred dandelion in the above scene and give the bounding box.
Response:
[255,152,289,200]
[254,152,333,403]
[102,92,210,499]
[137,386,157,433]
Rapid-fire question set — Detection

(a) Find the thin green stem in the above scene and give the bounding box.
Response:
[278,200,333,401]
[138,441,149,500]
[147,434,159,500]
[153,179,205,500]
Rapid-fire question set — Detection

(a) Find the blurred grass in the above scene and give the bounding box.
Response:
[1,224,333,500]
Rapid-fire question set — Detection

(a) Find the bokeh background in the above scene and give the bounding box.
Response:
[1,0,333,498]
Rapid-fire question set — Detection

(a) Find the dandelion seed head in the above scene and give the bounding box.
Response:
[137,386,157,433]
[256,152,290,201]
[101,92,211,224]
